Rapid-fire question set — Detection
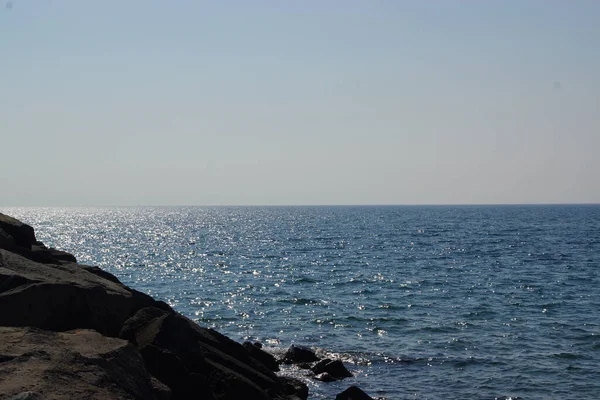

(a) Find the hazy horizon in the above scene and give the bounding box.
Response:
[2,1,599,206]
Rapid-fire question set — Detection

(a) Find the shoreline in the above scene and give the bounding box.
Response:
[0,212,375,400]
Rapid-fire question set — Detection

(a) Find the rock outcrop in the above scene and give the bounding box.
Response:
[0,327,160,400]
[0,213,308,400]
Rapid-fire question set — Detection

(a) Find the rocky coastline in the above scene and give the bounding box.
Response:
[0,212,376,400]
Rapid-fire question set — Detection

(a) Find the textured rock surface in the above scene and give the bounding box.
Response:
[0,249,154,336]
[0,327,160,400]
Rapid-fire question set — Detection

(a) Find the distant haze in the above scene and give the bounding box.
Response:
[1,1,599,206]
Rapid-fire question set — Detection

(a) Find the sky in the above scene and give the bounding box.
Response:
[1,0,599,206]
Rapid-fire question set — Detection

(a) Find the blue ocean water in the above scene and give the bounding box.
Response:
[4,205,600,399]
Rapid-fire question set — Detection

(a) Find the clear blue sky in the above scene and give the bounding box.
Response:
[1,1,598,205]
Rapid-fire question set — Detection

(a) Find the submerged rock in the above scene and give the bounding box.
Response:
[312,359,352,379]
[282,345,320,364]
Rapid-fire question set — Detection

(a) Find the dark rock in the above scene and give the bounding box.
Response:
[8,392,44,400]
[120,306,284,400]
[282,345,319,364]
[244,341,279,372]
[335,386,374,400]
[0,214,77,265]
[314,372,336,382]
[149,377,172,400]
[0,249,157,336]
[279,377,309,400]
[312,359,352,379]
[0,213,36,248]
[139,344,214,400]
[0,327,158,399]
[47,247,77,263]
[0,228,16,250]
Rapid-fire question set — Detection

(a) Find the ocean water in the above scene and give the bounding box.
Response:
[4,205,600,400]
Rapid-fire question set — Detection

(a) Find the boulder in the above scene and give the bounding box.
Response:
[335,386,374,400]
[0,326,160,400]
[0,249,155,336]
[312,359,352,379]
[282,345,319,364]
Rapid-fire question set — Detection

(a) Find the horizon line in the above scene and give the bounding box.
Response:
[2,203,600,208]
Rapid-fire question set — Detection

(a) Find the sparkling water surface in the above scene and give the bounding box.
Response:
[4,205,600,399]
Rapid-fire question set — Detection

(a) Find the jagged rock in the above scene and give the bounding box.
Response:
[312,359,352,379]
[0,249,155,336]
[282,345,319,364]
[0,327,158,399]
[120,306,286,400]
[0,213,36,248]
[335,386,374,400]
[243,341,279,372]
[279,377,309,400]
[0,214,77,265]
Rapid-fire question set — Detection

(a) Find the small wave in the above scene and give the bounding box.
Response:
[278,297,325,306]
[552,352,583,360]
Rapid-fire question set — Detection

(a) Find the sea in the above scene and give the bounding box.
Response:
[3,205,600,400]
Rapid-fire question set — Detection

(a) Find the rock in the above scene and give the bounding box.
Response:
[0,214,77,265]
[149,377,172,400]
[0,228,16,251]
[0,213,36,248]
[0,327,158,399]
[312,359,352,379]
[279,377,309,400]
[282,345,319,364]
[335,386,374,400]
[243,341,279,372]
[139,344,214,400]
[314,372,336,382]
[0,249,156,336]
[120,306,286,400]
[8,392,44,400]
